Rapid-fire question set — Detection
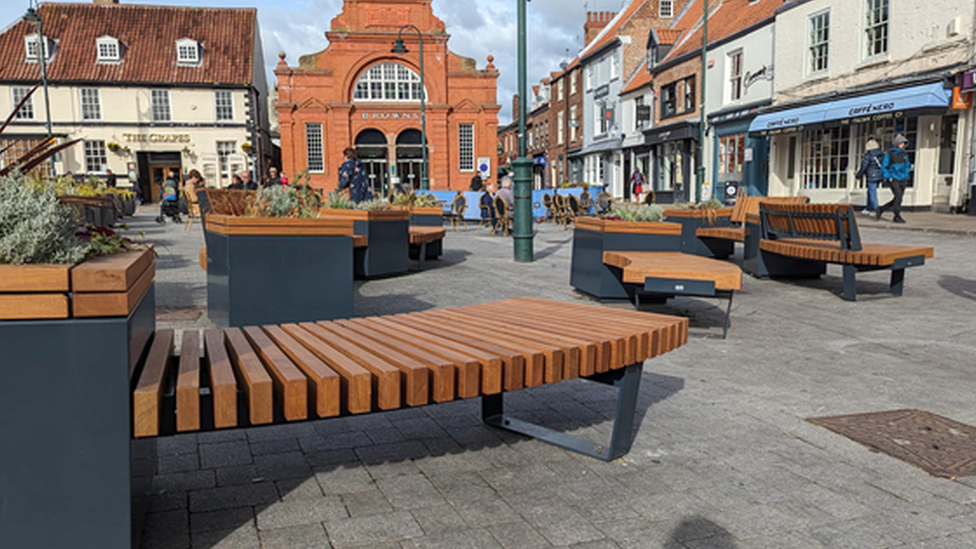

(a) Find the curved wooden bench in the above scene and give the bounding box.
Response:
[602,251,742,338]
[408,226,446,269]
[696,226,747,243]
[131,297,687,462]
[758,203,934,300]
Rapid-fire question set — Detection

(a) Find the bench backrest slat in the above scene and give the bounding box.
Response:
[729,195,810,224]
[760,203,861,251]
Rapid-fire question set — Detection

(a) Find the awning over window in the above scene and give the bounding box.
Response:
[748,82,951,136]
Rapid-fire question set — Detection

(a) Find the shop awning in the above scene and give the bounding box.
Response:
[749,82,951,136]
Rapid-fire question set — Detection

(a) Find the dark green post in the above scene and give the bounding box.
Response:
[696,0,709,202]
[513,0,534,262]
[25,3,52,139]
[392,26,429,190]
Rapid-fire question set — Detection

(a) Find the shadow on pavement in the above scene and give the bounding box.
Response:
[664,516,738,548]
[938,275,976,301]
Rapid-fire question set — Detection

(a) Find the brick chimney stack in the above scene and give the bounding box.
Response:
[584,11,616,46]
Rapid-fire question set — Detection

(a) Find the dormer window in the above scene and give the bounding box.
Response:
[96,36,121,63]
[176,38,200,66]
[24,34,52,61]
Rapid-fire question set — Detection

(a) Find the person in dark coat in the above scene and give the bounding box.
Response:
[470,173,484,192]
[105,168,117,188]
[337,147,373,203]
[228,174,245,190]
[878,135,912,224]
[480,182,497,228]
[264,167,283,188]
[855,139,884,215]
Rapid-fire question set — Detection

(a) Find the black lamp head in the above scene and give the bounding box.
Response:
[391,37,408,54]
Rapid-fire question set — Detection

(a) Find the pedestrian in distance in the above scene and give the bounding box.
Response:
[337,147,373,203]
[877,135,912,224]
[630,169,645,203]
[480,181,497,228]
[470,173,484,192]
[855,138,884,215]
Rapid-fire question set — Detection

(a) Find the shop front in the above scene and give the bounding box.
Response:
[644,121,698,205]
[708,101,770,204]
[753,81,965,210]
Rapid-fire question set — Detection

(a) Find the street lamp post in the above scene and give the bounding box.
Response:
[696,0,709,203]
[513,0,534,262]
[24,1,52,139]
[391,26,429,191]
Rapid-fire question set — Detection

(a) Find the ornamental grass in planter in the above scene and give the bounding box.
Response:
[320,195,410,278]
[571,202,684,300]
[661,199,735,258]
[205,186,356,327]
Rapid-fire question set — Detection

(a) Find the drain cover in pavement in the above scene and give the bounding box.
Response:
[810,409,976,479]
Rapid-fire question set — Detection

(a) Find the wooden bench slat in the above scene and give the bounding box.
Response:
[224,328,275,426]
[696,226,746,242]
[409,226,447,245]
[204,330,238,430]
[176,331,201,433]
[280,324,373,414]
[332,320,456,403]
[388,314,528,392]
[349,317,485,399]
[243,327,309,422]
[315,322,429,408]
[0,264,70,292]
[299,323,402,411]
[133,330,174,438]
[262,326,341,419]
[602,252,743,292]
[0,294,69,321]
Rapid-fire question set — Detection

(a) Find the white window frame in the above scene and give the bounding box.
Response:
[84,140,108,174]
[660,0,674,18]
[305,123,324,173]
[557,111,565,145]
[353,62,425,102]
[24,34,51,61]
[79,88,102,121]
[216,141,236,180]
[150,89,171,122]
[864,0,889,59]
[807,10,830,76]
[611,54,620,80]
[459,123,475,172]
[570,105,578,142]
[11,87,34,120]
[586,66,594,90]
[176,38,200,66]
[557,79,564,101]
[727,50,743,103]
[214,90,234,122]
[96,36,120,63]
[570,71,578,95]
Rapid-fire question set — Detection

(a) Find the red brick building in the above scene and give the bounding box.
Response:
[276,0,500,193]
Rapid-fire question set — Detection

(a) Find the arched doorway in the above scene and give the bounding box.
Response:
[396,129,424,190]
[355,129,388,196]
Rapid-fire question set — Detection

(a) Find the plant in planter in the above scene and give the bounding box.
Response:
[601,202,666,223]
[662,198,735,258]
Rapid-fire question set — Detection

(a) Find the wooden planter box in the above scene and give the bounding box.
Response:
[661,208,734,258]
[392,205,446,260]
[0,248,156,549]
[205,214,356,328]
[570,217,683,300]
[320,209,410,278]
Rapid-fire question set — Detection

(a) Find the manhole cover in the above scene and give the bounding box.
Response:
[810,409,976,479]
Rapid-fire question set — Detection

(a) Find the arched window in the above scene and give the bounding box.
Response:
[353,62,424,102]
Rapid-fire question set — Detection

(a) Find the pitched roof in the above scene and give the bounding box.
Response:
[579,0,646,61]
[621,62,651,94]
[664,0,778,62]
[0,2,257,86]
[656,28,683,45]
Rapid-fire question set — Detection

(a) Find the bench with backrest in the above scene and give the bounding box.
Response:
[696,195,811,245]
[757,203,934,300]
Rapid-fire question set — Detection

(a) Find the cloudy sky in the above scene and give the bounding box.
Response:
[2,0,629,122]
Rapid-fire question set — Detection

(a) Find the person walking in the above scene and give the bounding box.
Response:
[337,147,373,203]
[855,139,884,215]
[877,135,912,224]
[630,170,645,203]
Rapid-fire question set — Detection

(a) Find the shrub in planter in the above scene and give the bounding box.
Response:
[661,199,735,258]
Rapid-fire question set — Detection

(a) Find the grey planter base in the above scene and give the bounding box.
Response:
[354,219,410,279]
[570,227,681,300]
[0,286,156,549]
[669,216,733,258]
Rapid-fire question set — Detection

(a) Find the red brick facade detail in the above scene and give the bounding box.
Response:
[276,0,500,192]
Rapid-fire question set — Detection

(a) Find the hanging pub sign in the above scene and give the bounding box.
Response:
[962,70,975,91]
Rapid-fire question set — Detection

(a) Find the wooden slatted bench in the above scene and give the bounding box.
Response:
[602,251,742,338]
[696,195,810,245]
[758,203,934,300]
[409,226,447,269]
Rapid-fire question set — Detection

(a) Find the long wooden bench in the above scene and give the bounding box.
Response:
[696,195,810,244]
[758,203,934,300]
[602,251,742,338]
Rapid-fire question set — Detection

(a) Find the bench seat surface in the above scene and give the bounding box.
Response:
[353,235,369,248]
[132,298,688,438]
[696,226,746,243]
[760,238,934,267]
[603,251,743,291]
[409,226,447,245]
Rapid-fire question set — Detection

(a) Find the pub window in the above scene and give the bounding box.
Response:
[306,123,324,173]
[1,138,53,177]
[459,123,475,172]
[176,38,201,66]
[660,83,676,118]
[353,62,425,102]
[214,90,234,122]
[865,0,889,58]
[808,11,830,75]
[216,141,236,179]
[150,89,171,122]
[96,36,121,63]
[84,140,107,173]
[728,50,743,103]
[80,88,101,120]
[11,87,34,120]
[799,126,850,190]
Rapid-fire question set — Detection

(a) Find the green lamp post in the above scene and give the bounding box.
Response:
[392,26,429,191]
[513,0,534,262]
[696,0,709,202]
[24,2,52,139]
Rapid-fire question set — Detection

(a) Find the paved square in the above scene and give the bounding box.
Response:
[138,209,976,548]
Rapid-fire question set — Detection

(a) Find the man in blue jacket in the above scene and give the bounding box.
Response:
[877,134,912,224]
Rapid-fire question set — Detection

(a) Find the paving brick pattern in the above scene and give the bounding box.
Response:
[136,207,976,548]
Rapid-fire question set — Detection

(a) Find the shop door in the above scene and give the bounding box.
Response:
[362,159,389,197]
[150,165,181,203]
[397,159,423,191]
[935,115,959,208]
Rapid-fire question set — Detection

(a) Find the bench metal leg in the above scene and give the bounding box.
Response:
[722,291,734,339]
[482,363,644,462]
[890,268,905,297]
[842,265,857,301]
[418,242,427,271]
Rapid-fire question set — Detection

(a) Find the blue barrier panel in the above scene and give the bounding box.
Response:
[424,187,602,221]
